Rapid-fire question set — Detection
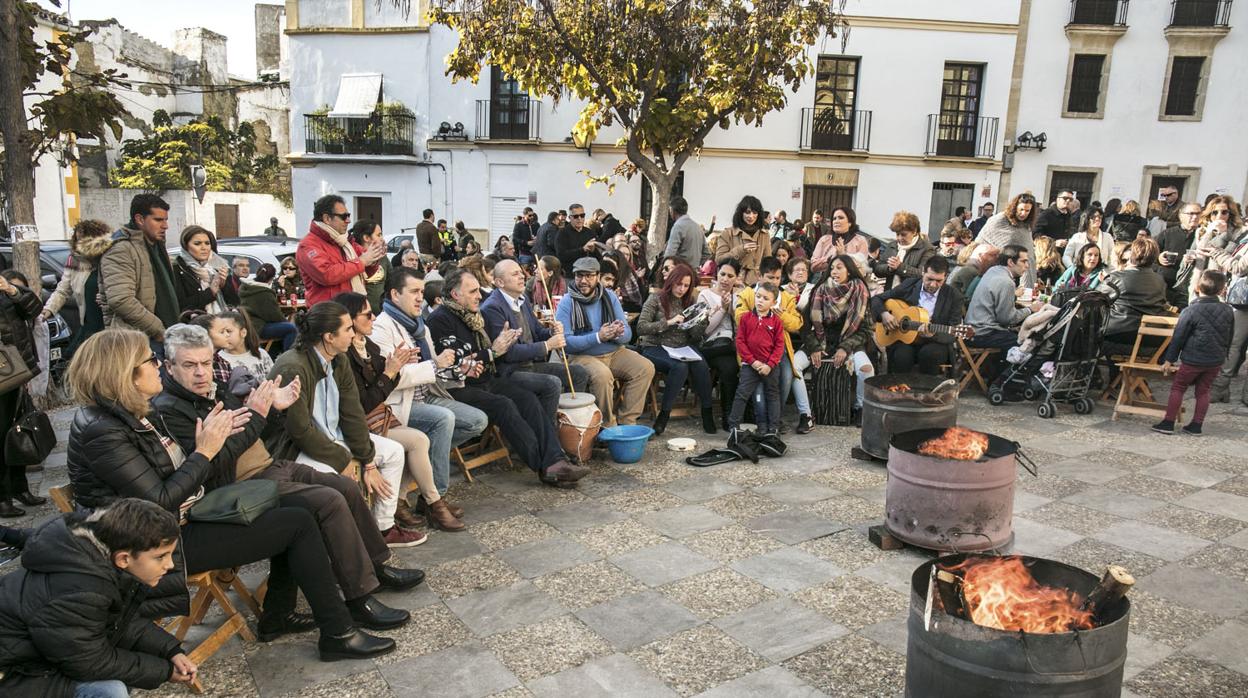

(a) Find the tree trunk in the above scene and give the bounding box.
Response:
[645,170,676,264]
[0,2,42,286]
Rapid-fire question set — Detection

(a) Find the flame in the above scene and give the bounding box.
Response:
[943,556,1094,633]
[886,383,912,393]
[918,427,990,461]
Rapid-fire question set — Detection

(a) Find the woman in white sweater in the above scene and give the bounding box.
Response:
[1063,206,1114,271]
[975,192,1038,286]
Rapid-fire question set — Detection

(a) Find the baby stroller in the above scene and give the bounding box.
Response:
[987,289,1112,418]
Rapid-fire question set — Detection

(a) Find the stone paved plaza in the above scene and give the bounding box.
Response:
[12,391,1248,697]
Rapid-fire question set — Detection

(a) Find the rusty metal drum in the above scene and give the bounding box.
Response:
[886,428,1020,552]
[860,375,958,460]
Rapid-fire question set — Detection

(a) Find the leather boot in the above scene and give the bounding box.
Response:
[653,410,671,435]
[318,628,396,662]
[701,407,716,434]
[417,494,463,519]
[427,498,465,532]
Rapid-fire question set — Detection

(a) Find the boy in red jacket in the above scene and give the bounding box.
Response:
[728,282,786,436]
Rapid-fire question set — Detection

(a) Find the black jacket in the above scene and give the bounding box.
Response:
[345,338,400,413]
[869,277,964,346]
[512,219,538,256]
[555,225,598,278]
[533,222,560,259]
[1156,224,1197,289]
[171,255,240,314]
[1109,213,1148,242]
[1102,268,1171,339]
[1034,207,1077,241]
[597,214,626,243]
[0,286,43,381]
[1164,296,1234,367]
[0,515,182,698]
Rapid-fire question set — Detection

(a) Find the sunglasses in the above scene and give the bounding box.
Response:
[330,212,351,221]
[136,352,159,369]
[282,266,297,271]
[1212,210,1231,217]
[570,213,586,219]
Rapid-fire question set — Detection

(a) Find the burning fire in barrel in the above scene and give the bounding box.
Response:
[906,554,1134,697]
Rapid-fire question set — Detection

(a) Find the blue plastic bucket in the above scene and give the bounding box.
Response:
[597,425,654,464]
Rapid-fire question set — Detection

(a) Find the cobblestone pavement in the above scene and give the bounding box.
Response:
[11,390,1248,697]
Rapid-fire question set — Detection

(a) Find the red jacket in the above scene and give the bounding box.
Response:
[296,222,378,307]
[736,309,785,368]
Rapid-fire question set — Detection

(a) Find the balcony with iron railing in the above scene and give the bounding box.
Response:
[1169,0,1233,26]
[474,98,542,141]
[799,108,871,153]
[924,114,999,160]
[1068,0,1130,26]
[303,112,417,156]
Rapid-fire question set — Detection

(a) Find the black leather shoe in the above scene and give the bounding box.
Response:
[257,612,318,642]
[348,595,410,630]
[0,500,25,518]
[15,492,46,507]
[318,628,396,662]
[376,565,425,591]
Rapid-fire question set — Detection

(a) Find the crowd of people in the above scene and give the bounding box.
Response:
[0,183,1245,695]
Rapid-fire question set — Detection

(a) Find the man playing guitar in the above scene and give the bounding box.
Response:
[870,256,966,375]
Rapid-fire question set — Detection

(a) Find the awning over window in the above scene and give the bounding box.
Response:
[328,73,382,118]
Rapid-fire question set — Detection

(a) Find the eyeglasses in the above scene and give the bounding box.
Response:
[570,213,586,219]
[1057,196,1074,202]
[1181,211,1201,217]
[330,212,351,221]
[136,352,159,369]
[1161,192,1179,199]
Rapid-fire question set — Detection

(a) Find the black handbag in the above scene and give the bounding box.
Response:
[187,479,279,526]
[5,389,55,467]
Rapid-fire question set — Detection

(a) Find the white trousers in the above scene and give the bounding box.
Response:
[297,433,405,531]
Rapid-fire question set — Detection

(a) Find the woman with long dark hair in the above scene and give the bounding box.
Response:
[712,195,769,284]
[1055,243,1107,291]
[349,220,389,315]
[803,255,875,426]
[1063,206,1110,270]
[810,206,869,272]
[636,262,716,435]
[697,257,742,430]
[173,226,239,314]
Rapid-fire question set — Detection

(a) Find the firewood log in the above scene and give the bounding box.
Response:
[935,568,971,621]
[1080,565,1135,621]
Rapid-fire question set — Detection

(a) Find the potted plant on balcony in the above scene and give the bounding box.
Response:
[376,101,416,155]
[307,105,346,154]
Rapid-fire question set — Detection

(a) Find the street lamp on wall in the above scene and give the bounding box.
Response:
[1011,131,1048,153]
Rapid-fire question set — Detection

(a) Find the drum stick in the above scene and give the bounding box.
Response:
[538,267,577,397]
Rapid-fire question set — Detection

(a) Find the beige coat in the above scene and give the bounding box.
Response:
[99,226,165,339]
[712,226,769,284]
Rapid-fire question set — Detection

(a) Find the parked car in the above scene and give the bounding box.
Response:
[166,240,298,276]
[385,233,415,254]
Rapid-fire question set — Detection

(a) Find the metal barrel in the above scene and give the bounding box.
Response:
[860,375,958,460]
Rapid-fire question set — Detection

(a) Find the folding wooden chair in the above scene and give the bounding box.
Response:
[647,373,697,417]
[47,485,259,695]
[956,338,999,394]
[454,425,513,482]
[1112,315,1182,424]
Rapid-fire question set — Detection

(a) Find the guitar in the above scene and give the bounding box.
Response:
[873,299,975,347]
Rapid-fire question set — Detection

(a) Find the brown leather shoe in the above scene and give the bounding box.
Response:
[426,498,465,532]
[394,500,426,532]
[416,494,463,519]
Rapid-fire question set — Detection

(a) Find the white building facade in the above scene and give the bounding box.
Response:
[285,0,1246,248]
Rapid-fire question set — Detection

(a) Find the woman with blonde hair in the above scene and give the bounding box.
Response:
[872,210,934,291]
[65,328,396,660]
[975,192,1037,285]
[1032,235,1066,288]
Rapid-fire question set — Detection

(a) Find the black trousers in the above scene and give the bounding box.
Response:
[452,380,564,472]
[0,388,28,500]
[888,340,951,376]
[702,341,740,419]
[181,507,353,635]
[255,460,389,601]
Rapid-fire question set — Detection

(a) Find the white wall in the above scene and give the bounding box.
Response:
[1009,1,1248,205]
[78,188,294,238]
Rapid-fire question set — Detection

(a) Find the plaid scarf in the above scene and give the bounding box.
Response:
[809,278,868,346]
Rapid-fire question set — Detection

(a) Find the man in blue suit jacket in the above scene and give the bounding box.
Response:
[482,260,589,417]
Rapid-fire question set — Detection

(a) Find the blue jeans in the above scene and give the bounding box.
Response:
[640,346,713,411]
[74,680,129,698]
[409,397,488,494]
[260,321,298,352]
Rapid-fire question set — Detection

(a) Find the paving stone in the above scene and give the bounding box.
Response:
[445,580,565,636]
[1128,589,1226,646]
[1182,544,1248,584]
[730,547,844,594]
[527,653,680,698]
[643,504,733,539]
[801,495,882,526]
[1123,633,1177,681]
[1052,538,1168,579]
[753,478,840,505]
[1015,472,1090,500]
[394,527,486,567]
[246,640,375,697]
[424,553,521,599]
[535,501,629,533]
[628,624,769,697]
[471,514,561,551]
[1125,654,1248,698]
[797,528,889,571]
[575,590,701,651]
[745,508,845,545]
[1108,473,1202,502]
[1141,504,1247,542]
[683,523,786,563]
[1181,620,1248,676]
[1062,486,1167,518]
[1025,501,1125,537]
[1012,489,1054,513]
[855,550,939,595]
[1011,517,1085,557]
[274,668,393,698]
[508,484,591,511]
[693,665,829,698]
[857,611,911,655]
[782,635,906,698]
[482,615,612,682]
[713,598,850,662]
[703,491,787,520]
[713,462,794,488]
[575,471,647,498]
[459,496,530,524]
[1094,522,1212,562]
[573,518,667,557]
[532,560,644,610]
[1043,458,1129,484]
[495,536,600,578]
[380,641,518,698]
[139,651,256,698]
[806,464,887,491]
[599,487,687,514]
[792,575,909,630]
[1179,490,1248,522]
[1144,460,1236,488]
[1138,563,1248,619]
[610,541,719,587]
[372,604,473,665]
[659,567,778,620]
[660,476,743,502]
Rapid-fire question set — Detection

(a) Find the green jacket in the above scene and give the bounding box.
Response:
[238,280,285,324]
[268,346,374,471]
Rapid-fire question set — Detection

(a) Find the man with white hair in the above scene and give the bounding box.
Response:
[152,323,422,634]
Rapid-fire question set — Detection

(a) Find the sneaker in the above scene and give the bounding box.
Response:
[796,414,814,435]
[1181,422,1203,436]
[383,526,427,548]
[1151,420,1176,434]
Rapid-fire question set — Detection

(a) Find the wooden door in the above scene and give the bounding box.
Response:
[214,204,240,238]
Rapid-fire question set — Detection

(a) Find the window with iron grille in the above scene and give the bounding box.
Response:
[1070,0,1124,25]
[1048,172,1097,214]
[1164,56,1204,117]
[811,57,860,151]
[1067,54,1106,114]
[936,63,984,157]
